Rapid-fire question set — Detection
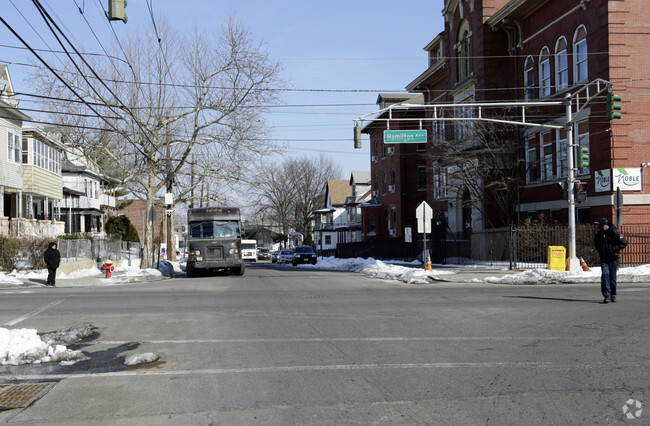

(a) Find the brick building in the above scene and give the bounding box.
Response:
[364,0,650,244]
[117,199,166,244]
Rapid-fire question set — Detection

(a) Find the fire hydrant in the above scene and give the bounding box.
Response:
[100,260,115,278]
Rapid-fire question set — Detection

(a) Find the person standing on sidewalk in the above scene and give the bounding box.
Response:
[594,218,627,304]
[43,242,61,287]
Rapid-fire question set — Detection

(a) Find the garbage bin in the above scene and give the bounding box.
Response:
[547,246,566,271]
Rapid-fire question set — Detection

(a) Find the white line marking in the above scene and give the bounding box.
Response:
[87,336,634,346]
[4,300,63,326]
[7,361,562,381]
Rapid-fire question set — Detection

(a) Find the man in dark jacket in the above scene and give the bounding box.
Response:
[594,218,627,304]
[44,242,61,287]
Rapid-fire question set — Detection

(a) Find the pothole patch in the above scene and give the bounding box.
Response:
[0,382,56,410]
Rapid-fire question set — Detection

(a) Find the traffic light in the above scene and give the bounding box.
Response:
[606,92,622,120]
[557,181,568,200]
[354,123,362,149]
[108,0,127,23]
[574,181,588,203]
[577,146,589,168]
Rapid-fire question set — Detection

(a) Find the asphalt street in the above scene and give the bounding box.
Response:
[1,262,649,425]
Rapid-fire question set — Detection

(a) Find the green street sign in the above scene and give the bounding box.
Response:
[383,130,427,144]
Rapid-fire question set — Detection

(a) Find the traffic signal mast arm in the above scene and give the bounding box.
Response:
[353,79,616,272]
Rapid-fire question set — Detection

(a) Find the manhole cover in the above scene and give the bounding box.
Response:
[0,382,56,409]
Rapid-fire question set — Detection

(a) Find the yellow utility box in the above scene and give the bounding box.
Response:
[547,246,566,271]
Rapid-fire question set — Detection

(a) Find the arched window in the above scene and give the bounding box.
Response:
[573,25,588,83]
[524,56,535,100]
[555,37,568,90]
[539,47,551,98]
[458,22,471,81]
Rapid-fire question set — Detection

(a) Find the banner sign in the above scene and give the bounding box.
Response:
[612,168,641,191]
[595,169,611,192]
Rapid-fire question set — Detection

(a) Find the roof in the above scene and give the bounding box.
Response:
[326,180,351,207]
[350,171,371,185]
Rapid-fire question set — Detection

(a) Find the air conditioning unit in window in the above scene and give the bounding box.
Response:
[371,155,378,162]
[388,185,395,192]
[387,146,395,154]
[372,190,378,196]
[389,229,396,236]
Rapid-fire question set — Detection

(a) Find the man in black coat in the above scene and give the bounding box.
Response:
[44,242,61,287]
[594,218,627,304]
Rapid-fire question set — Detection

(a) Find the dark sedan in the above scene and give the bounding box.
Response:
[292,246,317,266]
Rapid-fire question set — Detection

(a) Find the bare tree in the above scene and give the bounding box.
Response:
[249,155,342,244]
[435,118,520,229]
[291,155,343,244]
[31,16,283,267]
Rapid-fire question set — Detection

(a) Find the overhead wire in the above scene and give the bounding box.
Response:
[30,0,156,155]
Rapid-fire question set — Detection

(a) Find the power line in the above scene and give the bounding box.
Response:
[31,0,156,153]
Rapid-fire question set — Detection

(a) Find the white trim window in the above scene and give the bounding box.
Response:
[433,166,448,199]
[526,137,538,184]
[21,137,29,164]
[524,56,535,100]
[555,37,569,91]
[458,22,471,81]
[7,130,20,163]
[556,129,568,178]
[573,25,588,83]
[539,47,551,98]
[540,131,554,181]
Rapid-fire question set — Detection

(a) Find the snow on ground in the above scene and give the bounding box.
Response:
[124,352,159,366]
[0,325,94,366]
[296,257,455,284]
[0,271,22,285]
[295,256,650,285]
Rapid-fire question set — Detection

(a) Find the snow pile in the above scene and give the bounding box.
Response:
[124,352,159,366]
[295,257,454,284]
[0,327,89,366]
[0,271,22,285]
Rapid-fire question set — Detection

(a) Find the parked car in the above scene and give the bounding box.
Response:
[292,245,317,266]
[271,251,280,263]
[257,248,271,261]
[277,249,294,264]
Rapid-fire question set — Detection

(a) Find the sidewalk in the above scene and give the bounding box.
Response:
[0,268,171,289]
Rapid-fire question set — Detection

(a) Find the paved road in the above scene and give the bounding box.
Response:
[1,263,649,424]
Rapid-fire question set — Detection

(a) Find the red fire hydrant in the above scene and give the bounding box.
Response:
[100,260,115,278]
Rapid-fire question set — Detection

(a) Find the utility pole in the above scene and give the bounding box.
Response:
[565,94,580,272]
[166,121,174,261]
[190,154,195,208]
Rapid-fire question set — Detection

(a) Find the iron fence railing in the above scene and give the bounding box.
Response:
[333,224,650,269]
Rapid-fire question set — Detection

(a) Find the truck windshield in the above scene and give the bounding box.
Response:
[189,221,240,238]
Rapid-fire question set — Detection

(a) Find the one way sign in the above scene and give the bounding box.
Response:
[416,201,432,234]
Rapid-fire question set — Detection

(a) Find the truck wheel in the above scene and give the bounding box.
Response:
[234,263,245,276]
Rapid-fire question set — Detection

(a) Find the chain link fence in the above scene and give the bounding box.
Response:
[57,238,141,265]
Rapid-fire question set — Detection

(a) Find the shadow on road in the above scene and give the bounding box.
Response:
[504,295,599,303]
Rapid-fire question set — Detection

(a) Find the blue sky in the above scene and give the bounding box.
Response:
[0,0,444,179]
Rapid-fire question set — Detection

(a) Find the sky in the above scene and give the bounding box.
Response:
[0,0,445,182]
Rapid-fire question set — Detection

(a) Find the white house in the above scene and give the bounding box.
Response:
[0,65,31,235]
[58,147,108,234]
[314,179,351,252]
[341,171,371,244]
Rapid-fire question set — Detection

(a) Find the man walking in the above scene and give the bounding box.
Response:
[594,218,627,304]
[44,242,61,287]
